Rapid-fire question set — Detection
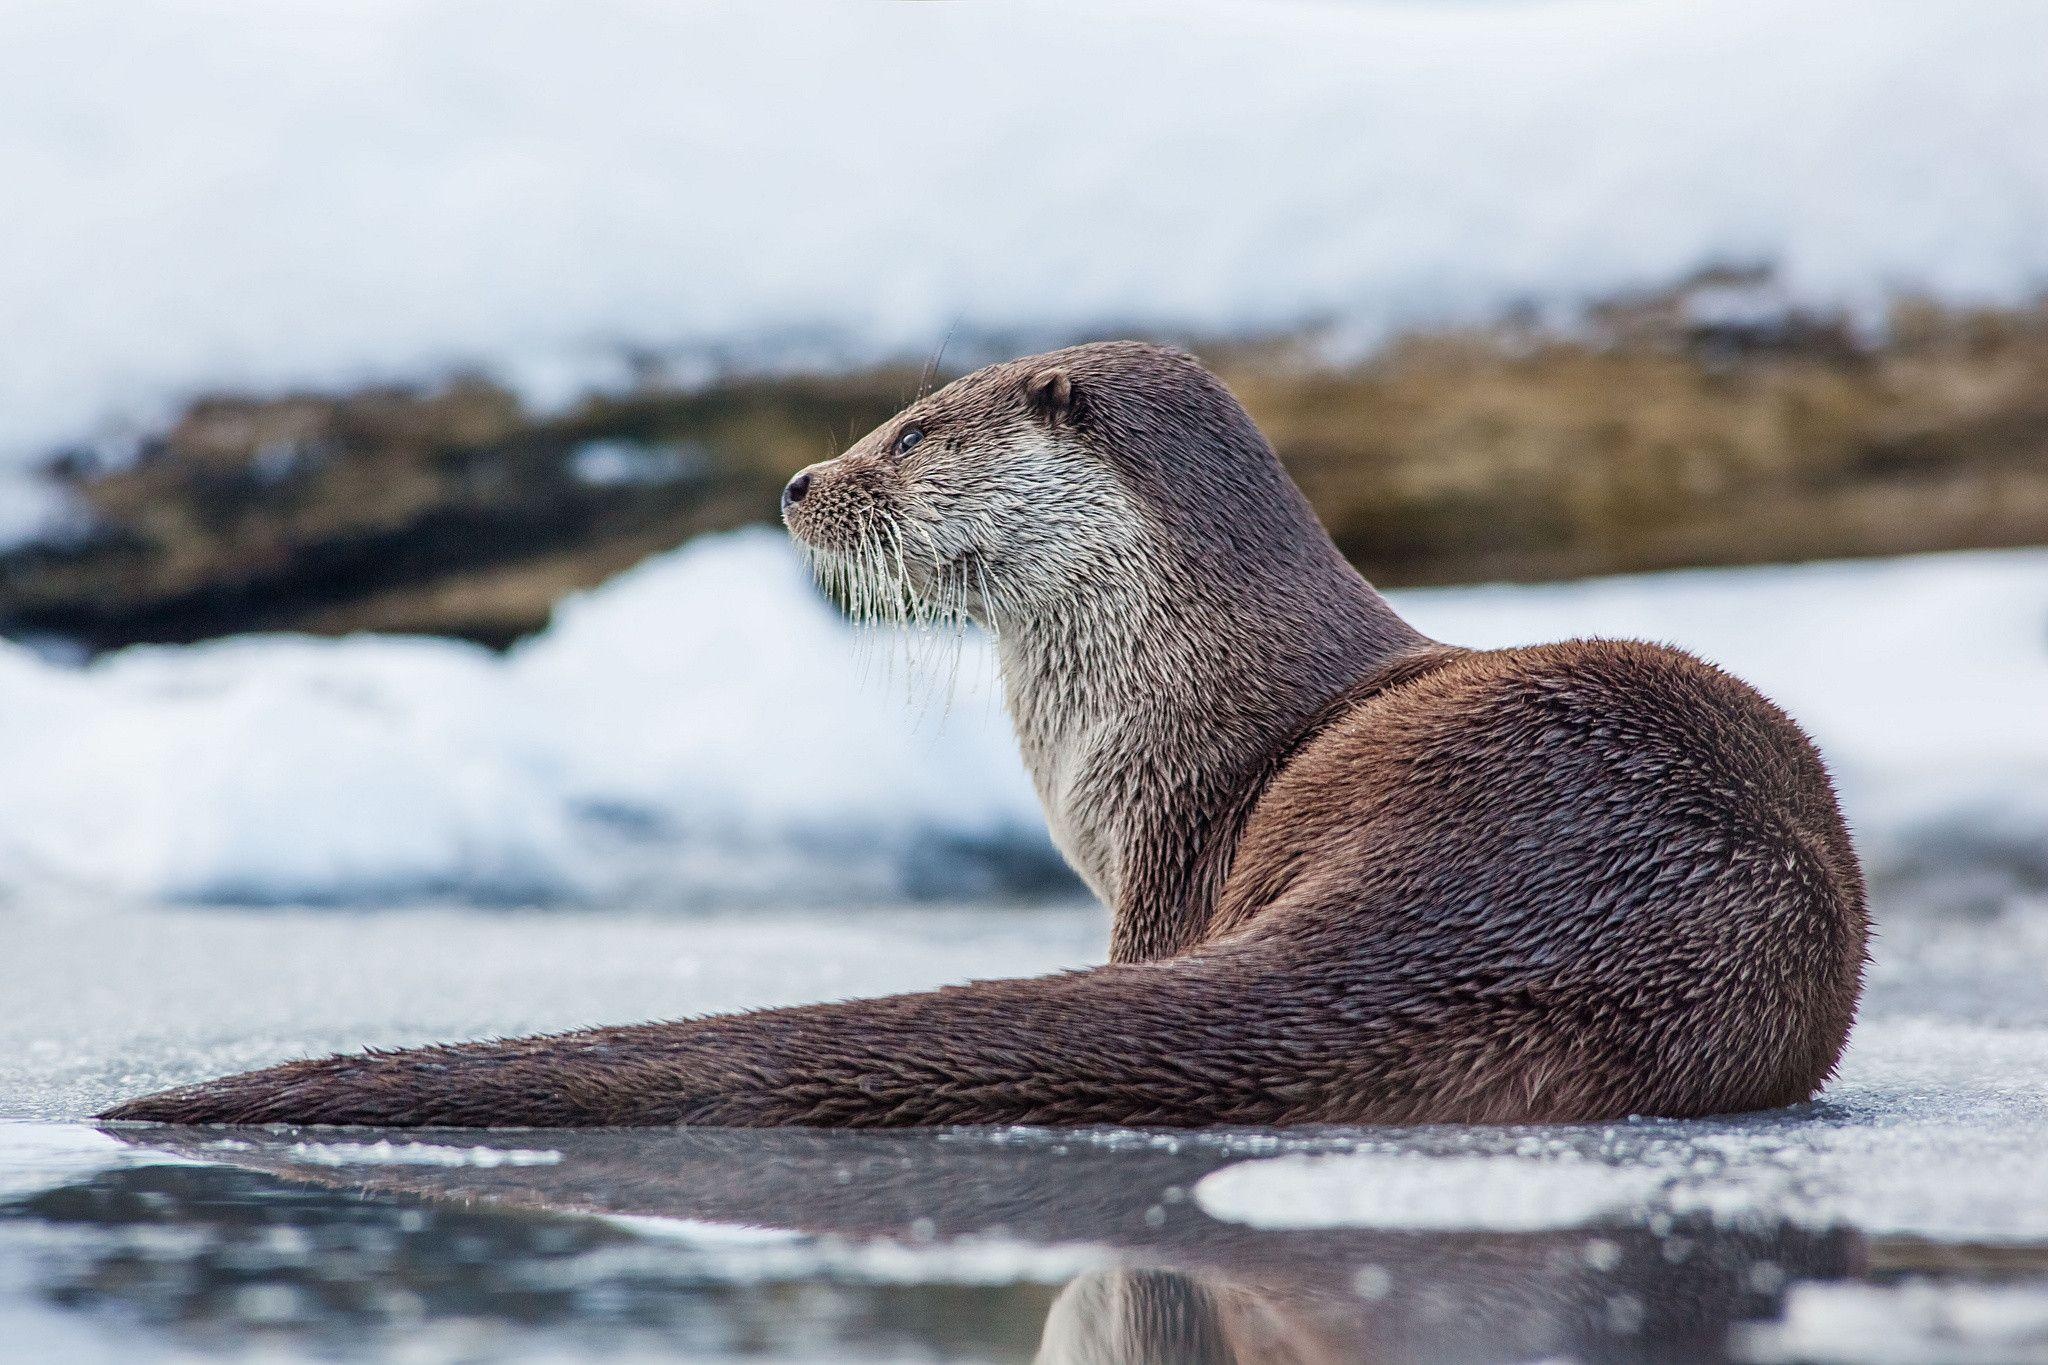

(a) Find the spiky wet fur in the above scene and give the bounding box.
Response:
[102,342,1869,1130]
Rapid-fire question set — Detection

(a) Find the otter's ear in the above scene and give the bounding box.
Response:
[1023,367,1081,428]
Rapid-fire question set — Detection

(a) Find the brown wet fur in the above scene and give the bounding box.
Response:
[102,342,1868,1129]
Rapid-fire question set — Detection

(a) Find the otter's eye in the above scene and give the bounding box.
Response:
[894,427,924,456]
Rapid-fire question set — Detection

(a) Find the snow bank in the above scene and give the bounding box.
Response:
[0,532,2039,908]
[3,0,2048,479]
[1,533,2042,907]
[0,528,1050,907]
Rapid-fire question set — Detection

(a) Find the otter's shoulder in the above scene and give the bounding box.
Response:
[1351,636,1787,727]
[1484,637,1813,756]
[1310,635,1829,795]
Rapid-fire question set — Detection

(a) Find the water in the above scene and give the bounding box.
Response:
[3,895,2046,1363]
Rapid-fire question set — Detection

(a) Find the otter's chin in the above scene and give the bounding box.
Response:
[781,518,872,572]
[778,507,830,556]
[905,550,995,623]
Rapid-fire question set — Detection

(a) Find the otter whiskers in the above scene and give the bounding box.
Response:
[794,499,996,726]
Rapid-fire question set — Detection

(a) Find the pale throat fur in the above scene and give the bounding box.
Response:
[994,470,1425,963]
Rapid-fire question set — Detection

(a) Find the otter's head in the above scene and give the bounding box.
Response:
[781,341,1307,629]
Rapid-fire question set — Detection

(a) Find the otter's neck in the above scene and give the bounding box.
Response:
[995,533,1425,963]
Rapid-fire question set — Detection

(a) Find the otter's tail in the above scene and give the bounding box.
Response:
[98,940,1327,1128]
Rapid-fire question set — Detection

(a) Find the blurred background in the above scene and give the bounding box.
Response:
[6,4,2048,1362]
[3,0,2045,912]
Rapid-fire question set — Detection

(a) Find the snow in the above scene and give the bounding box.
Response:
[1195,1151,1663,1231]
[0,528,1047,906]
[1740,1281,2048,1364]
[0,531,2042,907]
[0,475,70,553]
[11,0,2045,902]
[283,1140,565,1169]
[4,0,2048,473]
[568,439,699,488]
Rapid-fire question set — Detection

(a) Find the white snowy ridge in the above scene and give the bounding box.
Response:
[5,0,2048,539]
[0,530,1045,907]
[0,529,2043,908]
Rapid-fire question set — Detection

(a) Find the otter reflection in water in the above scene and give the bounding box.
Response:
[1039,1270,1337,1365]
[107,1124,1860,1363]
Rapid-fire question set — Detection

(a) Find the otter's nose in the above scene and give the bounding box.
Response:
[780,471,811,512]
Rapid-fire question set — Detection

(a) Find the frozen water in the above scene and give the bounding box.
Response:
[2,889,2045,1362]
[4,0,2048,468]
[1196,1151,1666,1232]
[1187,902,2048,1251]
[1192,1011,2048,1245]
[0,902,1118,1362]
[1191,900,2048,1248]
[1,533,2042,907]
[0,1125,206,1204]
[0,901,1113,1125]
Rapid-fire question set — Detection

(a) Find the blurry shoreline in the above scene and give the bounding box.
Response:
[7,280,2048,652]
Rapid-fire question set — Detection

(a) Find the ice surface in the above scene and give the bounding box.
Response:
[1192,904,2048,1247]
[0,900,1113,1124]
[1196,1151,1664,1231]
[0,1125,203,1203]
[1,531,2042,906]
[1191,1009,2048,1244]
[0,902,1118,1360]
[8,897,2047,1241]
[3,893,2047,1361]
[4,0,2048,467]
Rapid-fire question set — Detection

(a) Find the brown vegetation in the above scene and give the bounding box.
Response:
[1244,297,2048,585]
[5,288,2048,649]
[1,373,917,647]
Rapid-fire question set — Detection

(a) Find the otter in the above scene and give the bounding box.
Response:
[102,341,1867,1129]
